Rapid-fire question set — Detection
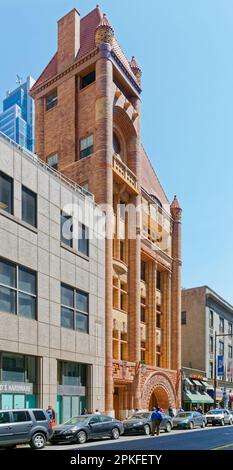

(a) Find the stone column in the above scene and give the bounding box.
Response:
[95,40,114,415]
[170,196,182,372]
[34,97,44,160]
[161,271,171,369]
[128,96,141,409]
[147,261,157,366]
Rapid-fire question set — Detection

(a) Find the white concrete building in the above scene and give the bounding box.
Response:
[0,131,105,423]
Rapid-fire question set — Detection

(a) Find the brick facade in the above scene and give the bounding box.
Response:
[31,6,182,417]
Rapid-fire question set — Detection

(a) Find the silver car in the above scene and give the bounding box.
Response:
[0,408,53,449]
[205,409,233,426]
[172,411,206,430]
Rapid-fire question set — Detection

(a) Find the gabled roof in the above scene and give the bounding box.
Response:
[140,145,170,206]
[31,6,137,92]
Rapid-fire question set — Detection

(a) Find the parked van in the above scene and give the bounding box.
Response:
[0,408,53,449]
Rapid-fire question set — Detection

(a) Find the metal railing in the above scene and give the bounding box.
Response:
[0,131,94,200]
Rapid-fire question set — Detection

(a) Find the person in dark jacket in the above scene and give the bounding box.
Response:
[168,405,174,418]
[46,405,56,423]
[151,407,163,436]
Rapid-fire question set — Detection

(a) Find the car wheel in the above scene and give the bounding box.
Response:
[144,424,151,435]
[221,419,224,426]
[111,427,120,440]
[165,422,172,433]
[229,419,232,425]
[77,430,87,444]
[189,421,194,430]
[30,432,46,449]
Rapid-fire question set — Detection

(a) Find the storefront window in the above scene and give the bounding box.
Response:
[61,361,87,387]
[2,353,25,382]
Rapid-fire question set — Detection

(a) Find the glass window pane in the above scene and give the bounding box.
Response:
[76,291,88,313]
[12,411,30,422]
[0,259,16,287]
[78,224,89,256]
[22,186,37,227]
[75,312,88,333]
[19,267,36,294]
[61,285,74,308]
[0,286,16,314]
[18,292,36,319]
[2,353,24,381]
[61,307,74,329]
[0,172,13,214]
[0,412,10,424]
[61,212,72,247]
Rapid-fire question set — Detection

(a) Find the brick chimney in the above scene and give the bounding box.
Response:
[57,8,80,73]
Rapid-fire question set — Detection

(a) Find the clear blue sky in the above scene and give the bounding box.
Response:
[1,0,233,303]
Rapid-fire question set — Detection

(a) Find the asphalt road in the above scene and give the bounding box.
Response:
[46,425,233,451]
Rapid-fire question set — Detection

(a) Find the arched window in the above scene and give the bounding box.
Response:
[113,132,121,155]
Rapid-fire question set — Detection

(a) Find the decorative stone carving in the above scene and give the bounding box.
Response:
[141,371,176,409]
[95,14,114,46]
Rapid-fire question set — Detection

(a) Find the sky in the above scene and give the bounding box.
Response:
[0,0,233,302]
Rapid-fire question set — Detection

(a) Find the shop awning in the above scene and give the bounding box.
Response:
[201,380,209,388]
[183,391,214,404]
[184,378,193,386]
[191,379,203,386]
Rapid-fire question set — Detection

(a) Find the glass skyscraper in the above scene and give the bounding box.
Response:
[0,76,35,152]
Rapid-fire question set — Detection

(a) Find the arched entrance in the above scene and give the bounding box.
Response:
[142,372,176,411]
[149,386,170,410]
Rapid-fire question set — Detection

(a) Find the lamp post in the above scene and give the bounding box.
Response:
[214,332,233,408]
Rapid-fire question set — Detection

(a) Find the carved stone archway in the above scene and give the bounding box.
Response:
[141,372,176,410]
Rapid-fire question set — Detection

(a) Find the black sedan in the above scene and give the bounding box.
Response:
[50,414,124,445]
[123,412,173,435]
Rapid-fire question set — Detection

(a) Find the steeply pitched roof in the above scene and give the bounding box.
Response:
[140,145,170,206]
[31,6,137,91]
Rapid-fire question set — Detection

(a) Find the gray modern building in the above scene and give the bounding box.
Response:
[0,76,35,152]
[182,286,233,408]
[0,131,105,423]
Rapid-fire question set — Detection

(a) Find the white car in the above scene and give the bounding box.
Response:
[205,409,232,426]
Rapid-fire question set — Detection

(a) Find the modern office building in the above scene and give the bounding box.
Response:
[31,6,182,417]
[182,287,233,408]
[0,131,105,423]
[0,76,35,152]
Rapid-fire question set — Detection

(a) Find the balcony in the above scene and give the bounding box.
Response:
[113,257,128,275]
[112,153,138,194]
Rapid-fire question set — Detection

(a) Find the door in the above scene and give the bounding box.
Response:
[99,415,114,436]
[88,415,103,438]
[14,395,25,409]
[71,396,80,418]
[11,410,33,444]
[62,396,71,423]
[0,411,13,446]
[1,394,13,409]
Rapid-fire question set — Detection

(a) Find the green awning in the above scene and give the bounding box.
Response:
[191,379,203,386]
[183,391,214,404]
[184,378,193,386]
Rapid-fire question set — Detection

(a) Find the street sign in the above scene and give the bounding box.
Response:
[217,355,224,376]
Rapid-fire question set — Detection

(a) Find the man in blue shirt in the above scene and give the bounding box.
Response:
[151,407,163,436]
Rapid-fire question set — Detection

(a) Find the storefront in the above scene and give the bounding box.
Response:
[0,352,38,408]
[182,372,214,411]
[57,361,89,423]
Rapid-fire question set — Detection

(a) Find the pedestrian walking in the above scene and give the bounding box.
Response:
[81,408,88,415]
[150,407,163,436]
[197,405,203,414]
[46,405,56,425]
[168,405,174,418]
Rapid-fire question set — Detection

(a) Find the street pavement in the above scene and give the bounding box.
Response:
[45,425,233,451]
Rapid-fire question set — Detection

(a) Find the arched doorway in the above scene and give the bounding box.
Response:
[149,386,170,410]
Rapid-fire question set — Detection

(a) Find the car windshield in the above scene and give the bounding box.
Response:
[128,413,150,419]
[176,412,192,418]
[63,416,90,425]
[208,410,224,415]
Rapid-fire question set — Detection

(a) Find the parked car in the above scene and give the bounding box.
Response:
[172,411,206,430]
[205,409,232,426]
[0,408,53,449]
[123,412,173,435]
[50,414,124,445]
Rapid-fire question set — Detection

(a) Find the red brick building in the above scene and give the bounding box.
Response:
[31,5,182,417]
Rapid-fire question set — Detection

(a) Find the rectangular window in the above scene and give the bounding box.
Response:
[228,345,232,359]
[80,135,94,159]
[141,341,146,362]
[209,336,214,353]
[0,411,10,424]
[156,271,161,290]
[0,171,13,214]
[78,223,89,257]
[156,345,161,367]
[219,317,224,333]
[61,212,73,248]
[0,258,37,319]
[80,71,96,89]
[22,186,37,227]
[45,90,57,111]
[219,341,224,356]
[181,311,186,325]
[61,284,89,333]
[12,411,31,423]
[209,310,214,328]
[141,306,146,323]
[141,261,146,281]
[156,312,161,328]
[209,361,213,379]
[228,322,233,335]
[47,154,58,170]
